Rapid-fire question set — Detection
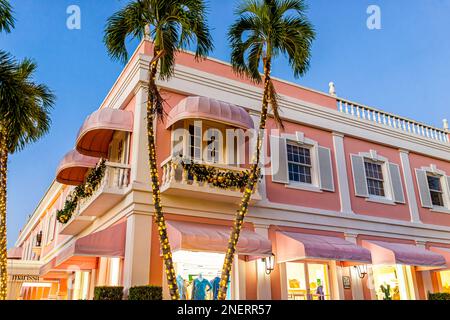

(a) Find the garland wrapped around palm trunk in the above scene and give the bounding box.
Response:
[181,160,254,191]
[57,159,106,224]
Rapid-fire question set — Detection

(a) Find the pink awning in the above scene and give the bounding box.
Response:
[362,240,446,267]
[56,221,127,267]
[56,150,100,185]
[429,247,450,270]
[76,108,133,158]
[275,232,372,264]
[167,220,272,257]
[166,96,254,130]
[7,247,23,260]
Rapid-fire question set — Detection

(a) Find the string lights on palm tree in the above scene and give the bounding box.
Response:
[0,52,55,300]
[218,0,315,300]
[104,0,213,300]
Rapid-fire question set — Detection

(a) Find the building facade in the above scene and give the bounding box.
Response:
[6,40,450,300]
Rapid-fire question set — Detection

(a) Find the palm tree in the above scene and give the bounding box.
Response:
[104,0,213,300]
[218,0,315,299]
[0,51,55,300]
[0,0,14,33]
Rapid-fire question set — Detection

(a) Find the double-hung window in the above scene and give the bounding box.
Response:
[189,125,202,160]
[206,129,220,164]
[427,174,444,207]
[287,143,312,184]
[364,160,385,197]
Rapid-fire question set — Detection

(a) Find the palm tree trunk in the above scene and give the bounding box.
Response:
[146,50,179,300]
[0,127,8,300]
[218,59,272,300]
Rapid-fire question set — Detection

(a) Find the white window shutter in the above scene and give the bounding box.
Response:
[270,135,289,184]
[318,146,335,192]
[388,163,405,203]
[415,169,433,208]
[351,155,369,197]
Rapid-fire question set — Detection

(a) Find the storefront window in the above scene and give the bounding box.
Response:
[372,265,415,300]
[286,262,331,300]
[109,258,121,286]
[173,251,231,300]
[438,270,450,293]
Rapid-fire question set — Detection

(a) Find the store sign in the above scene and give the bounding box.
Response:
[9,275,40,282]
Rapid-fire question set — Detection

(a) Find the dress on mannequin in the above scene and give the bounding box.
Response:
[177,275,187,300]
[211,276,221,300]
[191,274,212,300]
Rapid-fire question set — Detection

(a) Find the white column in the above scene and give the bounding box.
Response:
[279,262,288,300]
[332,133,353,214]
[122,212,152,297]
[345,233,365,300]
[329,261,345,300]
[416,241,433,299]
[130,86,151,187]
[399,150,421,223]
[253,226,271,300]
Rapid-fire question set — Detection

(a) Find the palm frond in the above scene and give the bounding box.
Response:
[0,0,14,33]
[104,0,147,63]
[0,55,55,153]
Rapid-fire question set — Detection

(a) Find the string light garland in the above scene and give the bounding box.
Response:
[0,128,8,300]
[56,159,106,224]
[181,160,256,191]
[147,52,180,300]
[218,59,273,300]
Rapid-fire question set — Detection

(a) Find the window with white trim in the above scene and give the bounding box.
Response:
[270,132,335,193]
[364,160,385,197]
[427,174,444,207]
[287,143,312,184]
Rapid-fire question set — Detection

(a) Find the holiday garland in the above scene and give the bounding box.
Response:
[181,160,258,192]
[57,159,107,224]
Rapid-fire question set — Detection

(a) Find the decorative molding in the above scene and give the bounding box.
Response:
[399,151,421,223]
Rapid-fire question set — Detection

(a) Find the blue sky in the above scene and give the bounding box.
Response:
[1,0,449,247]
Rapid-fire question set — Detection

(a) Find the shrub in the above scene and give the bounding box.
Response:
[128,286,163,300]
[428,292,450,300]
[94,286,124,300]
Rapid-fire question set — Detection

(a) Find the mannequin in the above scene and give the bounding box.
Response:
[191,273,212,300]
[177,275,187,300]
[211,272,221,300]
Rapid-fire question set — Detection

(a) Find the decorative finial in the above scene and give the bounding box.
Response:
[329,82,336,96]
[443,119,449,131]
[144,25,151,40]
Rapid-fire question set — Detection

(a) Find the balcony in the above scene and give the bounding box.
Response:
[160,157,261,204]
[336,98,449,144]
[59,162,131,235]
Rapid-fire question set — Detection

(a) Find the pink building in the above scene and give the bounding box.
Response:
[7,40,450,300]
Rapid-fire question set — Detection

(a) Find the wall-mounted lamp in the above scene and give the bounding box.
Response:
[354,265,368,279]
[262,253,276,275]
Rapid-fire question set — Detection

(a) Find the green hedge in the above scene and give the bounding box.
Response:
[428,292,450,300]
[94,286,124,300]
[128,286,163,300]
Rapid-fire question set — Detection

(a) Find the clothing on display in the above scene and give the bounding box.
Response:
[191,275,212,301]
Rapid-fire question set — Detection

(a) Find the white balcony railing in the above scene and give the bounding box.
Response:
[59,162,131,235]
[161,157,260,202]
[337,98,449,144]
[77,162,130,210]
